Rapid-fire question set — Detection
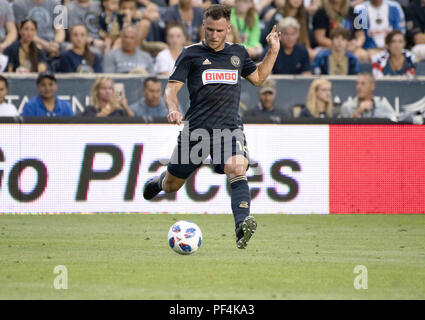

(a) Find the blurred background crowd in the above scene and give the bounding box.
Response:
[0,0,424,121]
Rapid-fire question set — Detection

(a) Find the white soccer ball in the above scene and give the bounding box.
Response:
[168,220,202,255]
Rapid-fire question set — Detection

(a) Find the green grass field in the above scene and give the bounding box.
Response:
[1,214,424,299]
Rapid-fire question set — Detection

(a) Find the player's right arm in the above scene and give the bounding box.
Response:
[164,81,184,125]
[164,46,191,125]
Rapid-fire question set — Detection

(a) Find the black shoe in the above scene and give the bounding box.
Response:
[235,215,257,249]
[143,176,162,200]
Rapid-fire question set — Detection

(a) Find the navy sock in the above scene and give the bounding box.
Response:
[229,176,250,229]
[157,171,166,191]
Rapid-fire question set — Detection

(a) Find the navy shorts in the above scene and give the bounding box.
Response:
[167,128,249,179]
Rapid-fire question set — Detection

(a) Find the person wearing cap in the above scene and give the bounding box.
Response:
[21,72,74,117]
[243,79,289,122]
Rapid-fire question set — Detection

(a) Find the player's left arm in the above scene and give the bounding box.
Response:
[245,25,281,86]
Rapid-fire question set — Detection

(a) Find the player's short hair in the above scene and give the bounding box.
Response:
[0,75,8,89]
[278,17,300,32]
[204,4,231,22]
[330,27,351,40]
[143,76,161,88]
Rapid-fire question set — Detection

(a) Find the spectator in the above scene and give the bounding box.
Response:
[66,0,106,54]
[161,0,204,44]
[296,79,333,118]
[230,0,263,59]
[262,17,312,75]
[371,30,416,77]
[243,78,289,122]
[313,0,356,48]
[267,0,312,56]
[21,72,74,117]
[340,72,395,118]
[314,27,359,74]
[405,0,425,62]
[154,23,186,76]
[130,77,172,120]
[82,77,134,117]
[354,0,406,59]
[0,0,18,54]
[0,76,19,117]
[103,25,154,74]
[118,0,151,46]
[98,0,122,50]
[13,0,65,58]
[4,19,47,73]
[57,25,103,73]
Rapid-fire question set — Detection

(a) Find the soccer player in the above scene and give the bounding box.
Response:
[143,4,280,249]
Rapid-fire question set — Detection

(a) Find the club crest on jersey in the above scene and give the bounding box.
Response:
[202,69,238,85]
[230,56,241,67]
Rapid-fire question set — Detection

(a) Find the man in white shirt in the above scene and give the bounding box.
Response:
[0,76,19,117]
[340,72,395,120]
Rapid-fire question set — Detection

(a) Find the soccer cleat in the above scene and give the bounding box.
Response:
[235,215,257,249]
[143,176,162,200]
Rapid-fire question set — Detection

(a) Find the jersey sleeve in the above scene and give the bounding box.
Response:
[241,47,257,78]
[169,48,191,83]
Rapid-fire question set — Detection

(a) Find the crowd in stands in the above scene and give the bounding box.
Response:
[0,0,424,120]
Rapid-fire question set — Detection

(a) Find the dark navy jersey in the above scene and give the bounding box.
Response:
[169,41,257,132]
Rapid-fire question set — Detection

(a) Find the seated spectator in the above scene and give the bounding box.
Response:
[21,72,74,117]
[0,0,18,54]
[313,0,356,48]
[57,25,103,73]
[98,0,122,50]
[354,0,406,60]
[4,19,47,73]
[66,0,106,54]
[262,17,312,75]
[314,27,359,75]
[267,0,313,58]
[340,72,395,118]
[103,25,154,74]
[13,0,65,59]
[154,23,186,76]
[405,0,425,62]
[130,77,172,120]
[0,75,19,117]
[117,0,151,47]
[230,0,263,60]
[243,79,289,122]
[82,77,134,117]
[295,79,333,118]
[313,0,368,61]
[371,30,416,77]
[161,0,204,44]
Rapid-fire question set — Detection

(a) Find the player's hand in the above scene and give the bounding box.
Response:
[167,110,183,125]
[266,25,281,55]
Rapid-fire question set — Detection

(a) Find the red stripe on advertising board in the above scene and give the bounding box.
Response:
[329,125,425,214]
